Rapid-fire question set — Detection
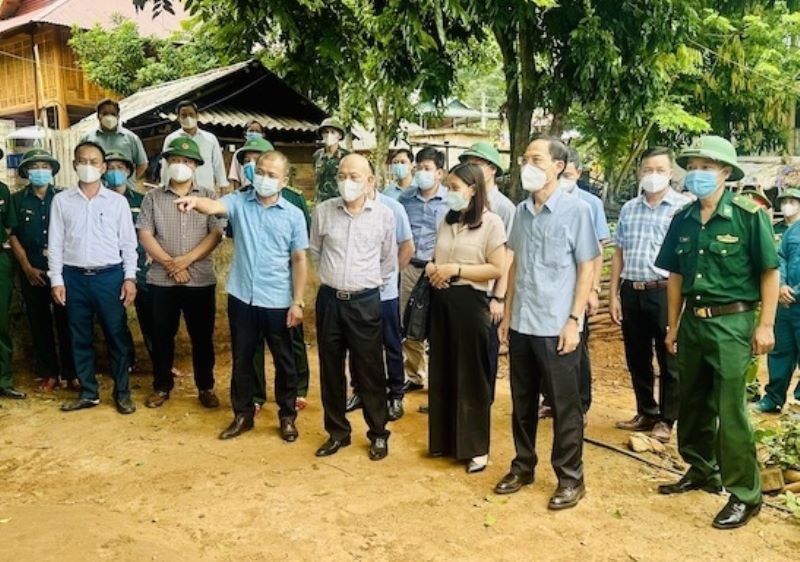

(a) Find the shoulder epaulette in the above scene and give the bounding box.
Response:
[732,194,760,214]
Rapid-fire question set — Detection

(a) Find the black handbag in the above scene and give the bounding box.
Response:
[402,272,432,341]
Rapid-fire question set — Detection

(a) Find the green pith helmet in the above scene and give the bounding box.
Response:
[162,136,204,165]
[777,188,800,203]
[740,188,771,210]
[236,137,275,164]
[104,150,134,172]
[317,117,346,137]
[459,141,503,175]
[676,135,744,182]
[18,148,60,179]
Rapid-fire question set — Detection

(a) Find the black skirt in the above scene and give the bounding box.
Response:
[428,284,495,460]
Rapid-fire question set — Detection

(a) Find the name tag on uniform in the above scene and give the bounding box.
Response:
[679,236,690,243]
[716,234,739,243]
[131,207,140,213]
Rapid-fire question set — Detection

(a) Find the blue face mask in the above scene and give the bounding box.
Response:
[243,161,256,184]
[684,170,720,199]
[104,169,128,188]
[28,168,53,186]
[415,170,436,190]
[392,163,409,181]
[252,174,280,198]
[245,131,263,141]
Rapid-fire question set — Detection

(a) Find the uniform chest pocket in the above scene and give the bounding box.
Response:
[708,241,744,273]
[708,241,742,257]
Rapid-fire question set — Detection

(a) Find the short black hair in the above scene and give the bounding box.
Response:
[567,147,582,170]
[96,98,119,114]
[74,140,106,159]
[245,120,263,132]
[639,146,673,166]
[527,134,569,174]
[388,148,414,164]
[415,146,445,169]
[175,100,199,114]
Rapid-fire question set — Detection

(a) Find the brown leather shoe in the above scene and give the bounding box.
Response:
[615,414,658,431]
[650,421,672,443]
[280,418,299,442]
[198,390,220,408]
[145,391,169,408]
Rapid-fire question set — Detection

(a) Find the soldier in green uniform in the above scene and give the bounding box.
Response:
[103,151,155,371]
[0,152,25,400]
[9,149,76,393]
[232,138,312,410]
[313,117,350,203]
[655,136,778,530]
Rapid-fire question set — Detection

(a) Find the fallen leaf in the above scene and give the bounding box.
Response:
[484,513,496,528]
[611,508,624,519]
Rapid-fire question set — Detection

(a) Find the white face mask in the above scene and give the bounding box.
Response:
[323,132,340,147]
[253,174,281,198]
[781,201,800,218]
[559,178,578,193]
[76,164,102,184]
[100,115,118,130]
[169,162,194,183]
[446,191,469,212]
[520,164,547,193]
[180,116,197,130]
[640,173,670,194]
[338,179,364,202]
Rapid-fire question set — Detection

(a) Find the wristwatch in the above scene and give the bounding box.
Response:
[568,314,580,323]
[490,294,506,304]
[292,300,305,309]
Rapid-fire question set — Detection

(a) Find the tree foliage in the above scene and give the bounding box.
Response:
[69,15,230,96]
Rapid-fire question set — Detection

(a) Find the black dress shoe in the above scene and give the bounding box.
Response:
[219,415,254,440]
[712,498,761,529]
[548,481,586,510]
[345,393,363,412]
[280,418,299,442]
[402,380,424,393]
[368,437,388,461]
[60,397,100,411]
[387,398,404,421]
[115,397,136,415]
[315,436,351,457]
[494,472,534,495]
[658,475,722,495]
[0,387,27,399]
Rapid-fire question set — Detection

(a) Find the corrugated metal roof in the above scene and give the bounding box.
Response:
[162,105,318,132]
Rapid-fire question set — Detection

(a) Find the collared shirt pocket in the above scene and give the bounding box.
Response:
[707,239,743,275]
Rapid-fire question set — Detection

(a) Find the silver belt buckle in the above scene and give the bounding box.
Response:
[632,281,646,290]
[336,290,351,301]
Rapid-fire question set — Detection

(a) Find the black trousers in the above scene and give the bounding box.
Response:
[542,315,591,413]
[348,297,405,400]
[620,282,679,423]
[229,295,297,420]
[19,274,75,380]
[429,286,495,460]
[509,330,584,485]
[316,286,389,441]
[122,286,156,368]
[149,284,216,393]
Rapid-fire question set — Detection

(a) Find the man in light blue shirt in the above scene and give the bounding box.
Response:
[383,148,415,199]
[175,150,308,443]
[347,175,415,420]
[494,135,599,510]
[398,146,449,391]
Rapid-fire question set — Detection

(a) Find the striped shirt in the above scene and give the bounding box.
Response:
[616,189,691,281]
[309,197,397,292]
[136,183,225,287]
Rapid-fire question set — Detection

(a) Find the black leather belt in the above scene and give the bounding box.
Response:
[623,279,668,291]
[410,259,428,268]
[691,301,755,319]
[64,264,120,276]
[320,285,379,301]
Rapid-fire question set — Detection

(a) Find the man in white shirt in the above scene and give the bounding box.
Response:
[49,141,139,415]
[160,100,229,194]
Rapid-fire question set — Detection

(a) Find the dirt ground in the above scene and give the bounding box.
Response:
[2,253,799,560]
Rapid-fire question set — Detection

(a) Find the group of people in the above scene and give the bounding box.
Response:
[0,95,787,530]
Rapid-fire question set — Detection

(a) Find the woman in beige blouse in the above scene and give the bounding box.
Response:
[425,162,506,473]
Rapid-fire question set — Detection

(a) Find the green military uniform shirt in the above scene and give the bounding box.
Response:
[313,146,350,203]
[0,182,18,247]
[773,220,789,244]
[656,190,778,305]
[11,185,59,271]
[121,187,149,287]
